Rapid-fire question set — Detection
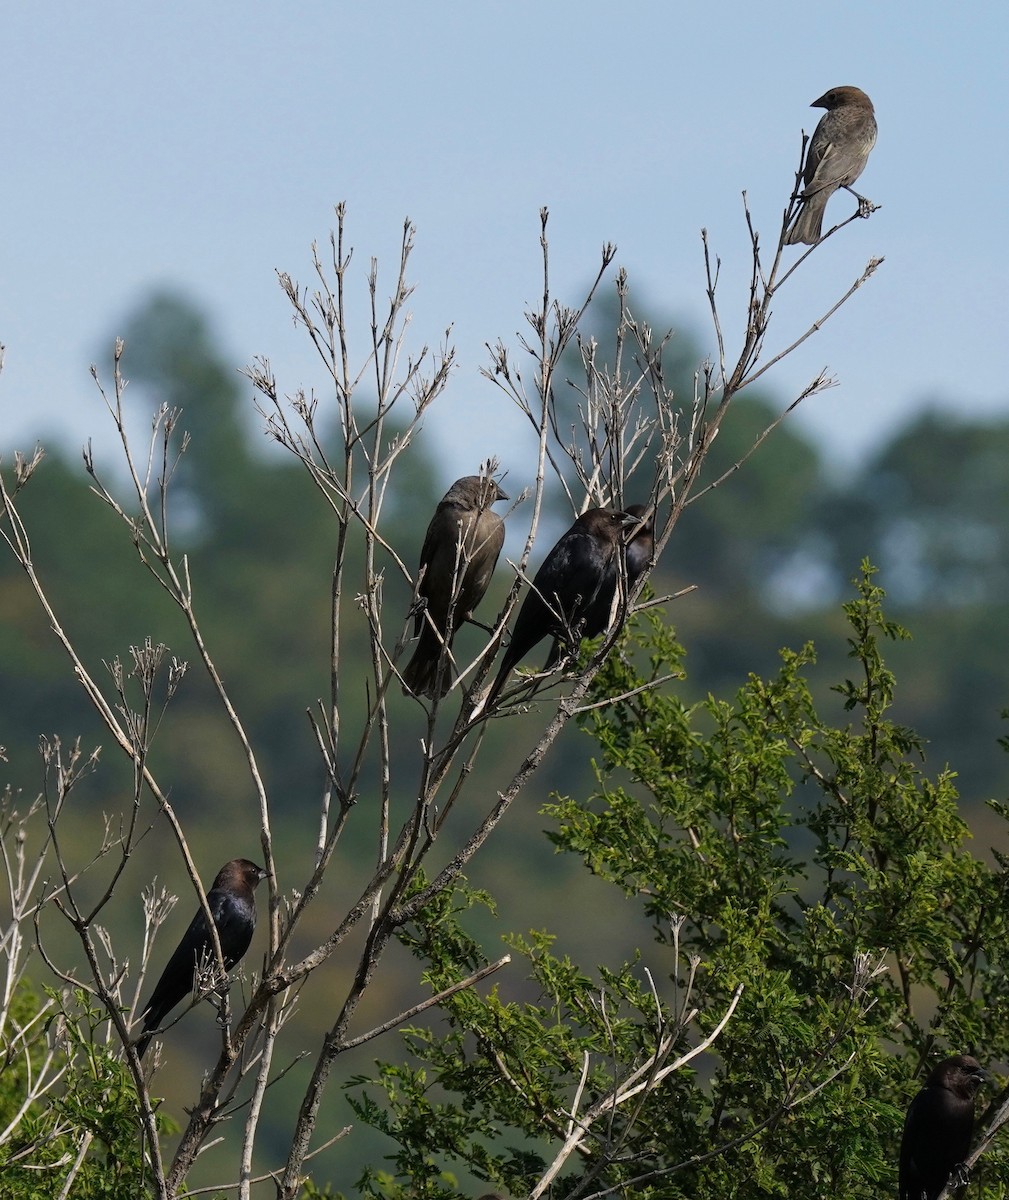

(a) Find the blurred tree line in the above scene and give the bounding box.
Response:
[5,290,1009,819]
[3,286,1009,971]
[2,287,1008,1187]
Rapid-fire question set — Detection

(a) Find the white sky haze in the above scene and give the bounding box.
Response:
[1,3,1003,480]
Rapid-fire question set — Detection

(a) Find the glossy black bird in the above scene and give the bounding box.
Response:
[485,507,635,707]
[623,504,655,587]
[579,502,655,640]
[899,1054,988,1200]
[135,858,268,1058]
[403,475,508,699]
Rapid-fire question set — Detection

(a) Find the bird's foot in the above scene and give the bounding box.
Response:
[842,185,879,218]
[951,1161,971,1189]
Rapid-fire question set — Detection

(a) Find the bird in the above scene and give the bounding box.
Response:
[484,507,636,707]
[621,503,655,594]
[784,85,877,246]
[402,474,508,699]
[135,858,269,1058]
[899,1054,988,1200]
[580,502,655,639]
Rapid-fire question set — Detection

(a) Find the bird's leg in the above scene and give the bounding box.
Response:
[406,594,428,625]
[841,184,879,218]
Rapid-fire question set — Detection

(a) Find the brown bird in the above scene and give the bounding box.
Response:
[485,507,636,707]
[135,858,269,1058]
[785,85,877,246]
[899,1054,988,1200]
[403,474,508,699]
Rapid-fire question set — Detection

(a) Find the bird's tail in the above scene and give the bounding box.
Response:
[401,630,453,699]
[785,190,830,245]
[482,661,509,711]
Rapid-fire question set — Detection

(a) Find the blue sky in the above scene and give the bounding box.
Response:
[1,2,1003,483]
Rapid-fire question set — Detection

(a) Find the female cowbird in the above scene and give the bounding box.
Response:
[785,85,877,246]
[485,507,636,707]
[899,1054,988,1200]
[135,858,269,1058]
[403,475,508,699]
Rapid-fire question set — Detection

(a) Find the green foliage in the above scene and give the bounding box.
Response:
[0,987,175,1198]
[9,290,1009,1193]
[348,567,1009,1197]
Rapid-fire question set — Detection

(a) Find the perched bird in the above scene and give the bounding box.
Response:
[785,85,877,246]
[485,507,636,707]
[402,475,508,699]
[899,1054,988,1200]
[135,858,269,1058]
[580,502,655,639]
[622,503,655,593]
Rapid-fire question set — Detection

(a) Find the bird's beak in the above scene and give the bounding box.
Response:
[495,484,509,502]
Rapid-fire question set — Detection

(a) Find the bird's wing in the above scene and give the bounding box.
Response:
[803,136,849,194]
[209,890,256,970]
[412,505,458,632]
[141,905,212,1024]
[539,531,614,631]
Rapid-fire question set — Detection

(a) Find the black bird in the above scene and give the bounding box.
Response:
[403,475,508,699]
[899,1054,988,1200]
[623,503,655,588]
[579,502,654,641]
[485,507,635,707]
[135,858,268,1058]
